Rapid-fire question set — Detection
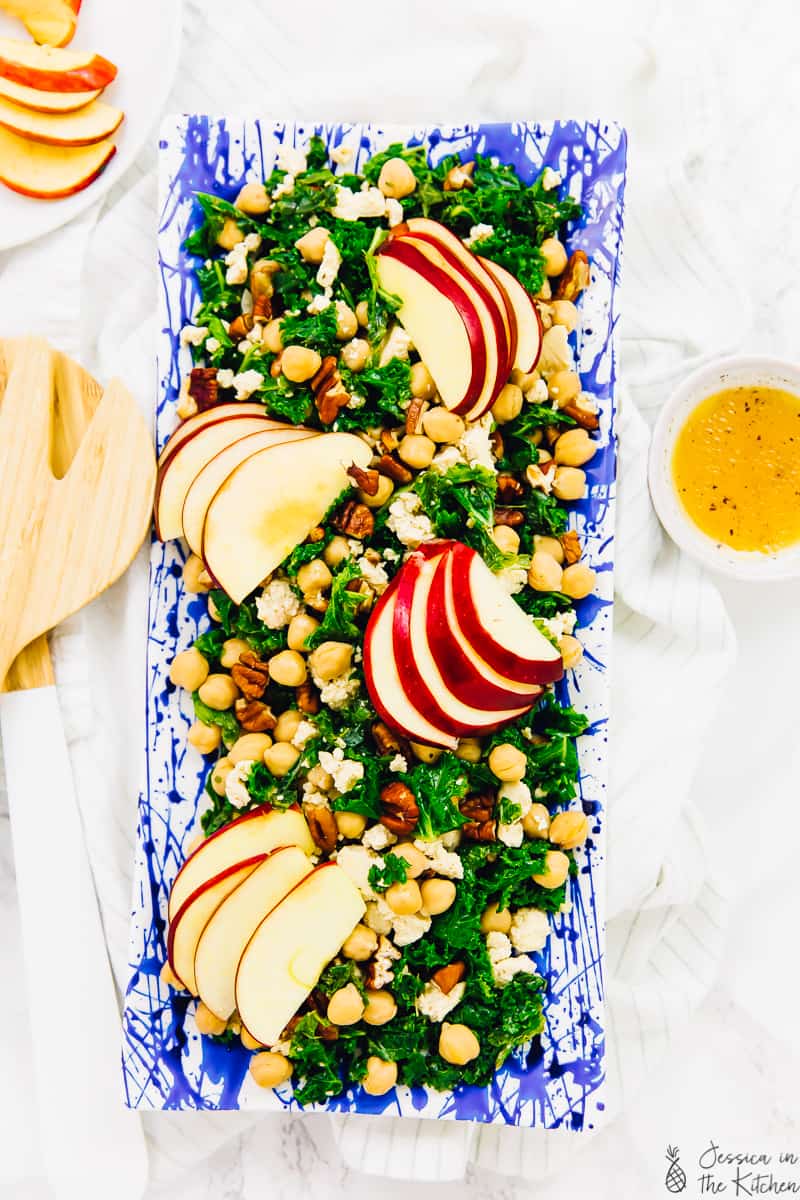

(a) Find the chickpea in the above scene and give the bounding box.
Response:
[268,649,307,687]
[488,743,527,782]
[295,226,330,264]
[220,637,252,669]
[491,524,520,555]
[491,382,523,424]
[187,720,222,755]
[207,595,222,622]
[528,552,563,593]
[559,634,583,670]
[341,923,378,962]
[421,406,464,443]
[282,345,322,383]
[355,300,370,327]
[439,1023,480,1066]
[409,741,442,764]
[262,741,300,777]
[548,370,581,407]
[210,756,234,796]
[523,803,551,840]
[536,277,552,301]
[362,1055,398,1096]
[297,558,333,595]
[216,217,243,251]
[160,960,183,990]
[555,428,597,468]
[235,182,270,215]
[513,367,541,391]
[273,708,302,743]
[420,877,457,915]
[561,562,596,600]
[388,843,427,879]
[198,674,239,710]
[334,301,358,341]
[335,810,368,839]
[550,810,589,850]
[552,466,587,504]
[410,361,437,401]
[533,534,564,564]
[538,325,571,377]
[307,763,333,790]
[323,536,352,569]
[169,647,209,692]
[455,737,482,763]
[230,732,272,764]
[385,879,423,916]
[327,982,364,1026]
[340,337,369,372]
[308,641,353,682]
[195,1001,227,1036]
[241,1027,265,1051]
[397,434,436,470]
[359,474,394,509]
[480,902,512,934]
[183,554,211,593]
[363,989,397,1026]
[261,317,284,354]
[551,299,579,331]
[287,612,320,652]
[377,157,417,199]
[250,1051,292,1089]
[541,236,568,276]
[533,849,570,889]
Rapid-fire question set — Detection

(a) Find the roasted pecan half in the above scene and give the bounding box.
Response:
[296,680,321,714]
[234,698,276,732]
[305,805,338,855]
[376,453,413,484]
[371,721,409,758]
[460,792,496,842]
[333,499,375,540]
[347,462,380,496]
[496,473,524,504]
[312,355,350,424]
[252,293,272,322]
[188,366,219,412]
[561,402,600,431]
[559,530,582,565]
[379,429,400,453]
[555,250,590,302]
[431,961,466,995]
[307,525,325,543]
[311,355,338,393]
[228,313,254,340]
[490,429,504,460]
[493,506,524,528]
[231,650,269,700]
[269,354,283,378]
[405,397,424,434]
[380,781,419,835]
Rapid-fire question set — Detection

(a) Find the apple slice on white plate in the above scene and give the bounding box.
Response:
[167,854,266,994]
[0,0,81,48]
[202,430,372,604]
[168,805,314,923]
[181,426,319,556]
[0,93,123,145]
[157,402,277,467]
[0,71,98,110]
[479,256,542,373]
[0,125,115,198]
[0,36,116,92]
[236,863,365,1049]
[194,845,312,1022]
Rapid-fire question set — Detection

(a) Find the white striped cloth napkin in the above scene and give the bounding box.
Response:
[0,0,748,1191]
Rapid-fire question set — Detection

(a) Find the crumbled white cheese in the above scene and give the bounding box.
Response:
[270,1039,292,1056]
[205,336,221,354]
[217,368,235,389]
[331,184,387,220]
[430,445,465,474]
[383,547,400,562]
[440,829,462,851]
[291,720,318,750]
[335,844,380,900]
[301,786,330,809]
[225,760,254,809]
[385,198,405,227]
[540,610,578,640]
[364,898,394,936]
[276,145,307,175]
[379,323,414,366]
[417,980,467,1022]
[347,393,366,409]
[330,144,353,165]
[542,167,562,191]
[498,780,533,818]
[413,838,464,880]
[318,748,364,794]
[256,578,301,629]
[392,912,432,947]
[272,174,295,199]
[493,953,537,987]
[361,823,397,851]
[224,241,249,285]
[316,238,342,289]
[526,463,555,494]
[371,935,401,987]
[386,491,435,548]
[510,907,550,953]
[318,671,360,711]
[486,931,513,964]
[496,565,528,595]
[230,369,264,401]
[180,324,208,347]
[388,753,408,773]
[497,820,525,847]
[243,232,262,254]
[358,555,389,595]
[347,539,364,556]
[464,222,494,247]
[306,292,331,314]
[458,412,496,472]
[525,378,549,404]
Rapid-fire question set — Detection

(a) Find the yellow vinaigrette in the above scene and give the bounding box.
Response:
[672,386,800,553]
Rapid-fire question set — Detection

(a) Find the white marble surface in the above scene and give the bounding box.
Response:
[2,0,800,1196]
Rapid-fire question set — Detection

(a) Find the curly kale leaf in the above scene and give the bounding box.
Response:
[279,305,340,355]
[336,358,412,430]
[305,559,364,647]
[368,854,409,893]
[208,590,287,656]
[405,753,469,839]
[413,462,507,569]
[191,693,240,748]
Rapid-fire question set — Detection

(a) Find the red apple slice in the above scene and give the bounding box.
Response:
[479,256,542,373]
[155,415,271,540]
[448,543,563,686]
[157,402,276,468]
[0,73,98,111]
[374,238,485,415]
[167,805,315,923]
[0,92,122,145]
[202,431,372,604]
[363,578,459,749]
[235,863,365,1048]
[0,125,114,197]
[181,427,319,555]
[0,37,116,92]
[0,0,82,47]
[194,846,312,1021]
[167,855,266,994]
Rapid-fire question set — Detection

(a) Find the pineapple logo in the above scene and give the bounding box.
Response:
[665,1146,687,1194]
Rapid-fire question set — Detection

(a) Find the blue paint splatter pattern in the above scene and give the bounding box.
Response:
[123,118,626,1127]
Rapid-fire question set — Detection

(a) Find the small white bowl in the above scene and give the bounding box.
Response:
[648,355,800,581]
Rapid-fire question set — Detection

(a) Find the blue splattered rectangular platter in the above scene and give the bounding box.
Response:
[123,117,626,1129]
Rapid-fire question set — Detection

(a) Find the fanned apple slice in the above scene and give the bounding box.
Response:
[202,431,372,604]
[157,402,276,467]
[0,37,116,92]
[194,846,313,1022]
[236,864,365,1049]
[0,0,82,47]
[168,855,266,994]
[0,73,98,111]
[181,426,318,555]
[0,126,114,198]
[168,806,315,923]
[479,256,542,373]
[0,93,122,146]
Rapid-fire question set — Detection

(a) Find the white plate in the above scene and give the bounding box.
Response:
[0,0,182,250]
[648,354,800,581]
